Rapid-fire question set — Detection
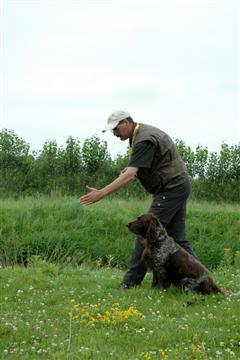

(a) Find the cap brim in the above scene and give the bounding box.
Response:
[102,127,112,133]
[102,123,118,133]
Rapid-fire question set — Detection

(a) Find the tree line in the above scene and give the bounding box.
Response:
[0,129,239,202]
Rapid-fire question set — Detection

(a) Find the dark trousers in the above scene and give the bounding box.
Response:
[122,179,195,286]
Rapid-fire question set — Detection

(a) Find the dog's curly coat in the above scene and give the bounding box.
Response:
[127,213,224,294]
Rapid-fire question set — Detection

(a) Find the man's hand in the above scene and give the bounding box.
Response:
[79,167,138,206]
[120,167,127,175]
[79,186,104,205]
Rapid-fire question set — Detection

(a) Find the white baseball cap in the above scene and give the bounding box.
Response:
[102,110,130,132]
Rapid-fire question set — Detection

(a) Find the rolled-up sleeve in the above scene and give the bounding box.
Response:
[128,141,155,168]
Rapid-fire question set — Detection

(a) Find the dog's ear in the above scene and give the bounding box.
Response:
[151,214,159,225]
[146,215,158,243]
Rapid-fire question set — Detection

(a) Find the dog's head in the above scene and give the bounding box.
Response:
[127,213,159,238]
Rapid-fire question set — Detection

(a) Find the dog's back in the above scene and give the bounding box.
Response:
[165,246,209,281]
[142,221,223,294]
[164,247,223,293]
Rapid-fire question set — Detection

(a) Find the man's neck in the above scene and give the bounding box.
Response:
[129,123,137,144]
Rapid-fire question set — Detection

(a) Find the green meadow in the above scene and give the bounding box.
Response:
[0,259,240,359]
[0,197,240,359]
[0,197,239,268]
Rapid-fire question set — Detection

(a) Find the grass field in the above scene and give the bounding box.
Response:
[0,257,240,360]
[0,197,240,359]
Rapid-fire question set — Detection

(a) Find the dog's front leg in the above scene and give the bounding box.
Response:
[151,269,171,289]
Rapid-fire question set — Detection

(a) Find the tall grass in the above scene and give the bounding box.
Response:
[0,196,239,268]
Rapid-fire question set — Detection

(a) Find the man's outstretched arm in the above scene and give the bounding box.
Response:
[79,166,138,205]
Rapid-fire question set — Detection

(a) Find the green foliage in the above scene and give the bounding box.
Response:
[175,140,240,202]
[63,136,82,175]
[38,140,60,176]
[193,145,208,178]
[0,129,239,202]
[190,179,240,203]
[0,128,30,162]
[0,129,33,195]
[82,135,109,174]
[175,139,195,177]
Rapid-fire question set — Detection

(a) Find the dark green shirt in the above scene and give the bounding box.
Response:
[128,141,155,168]
[130,123,188,193]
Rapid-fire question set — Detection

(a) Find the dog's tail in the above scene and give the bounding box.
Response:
[181,275,226,295]
[219,288,240,297]
[180,275,239,296]
[210,282,225,294]
[211,281,240,297]
[202,277,235,296]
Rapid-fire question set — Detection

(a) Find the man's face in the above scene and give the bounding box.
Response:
[112,120,131,141]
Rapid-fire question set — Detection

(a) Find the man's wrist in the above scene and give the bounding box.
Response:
[100,188,108,197]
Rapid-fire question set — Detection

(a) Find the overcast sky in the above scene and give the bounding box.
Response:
[0,0,239,157]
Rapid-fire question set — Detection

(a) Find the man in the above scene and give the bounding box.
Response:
[80,110,195,289]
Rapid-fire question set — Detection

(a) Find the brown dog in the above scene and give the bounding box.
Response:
[127,213,225,295]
